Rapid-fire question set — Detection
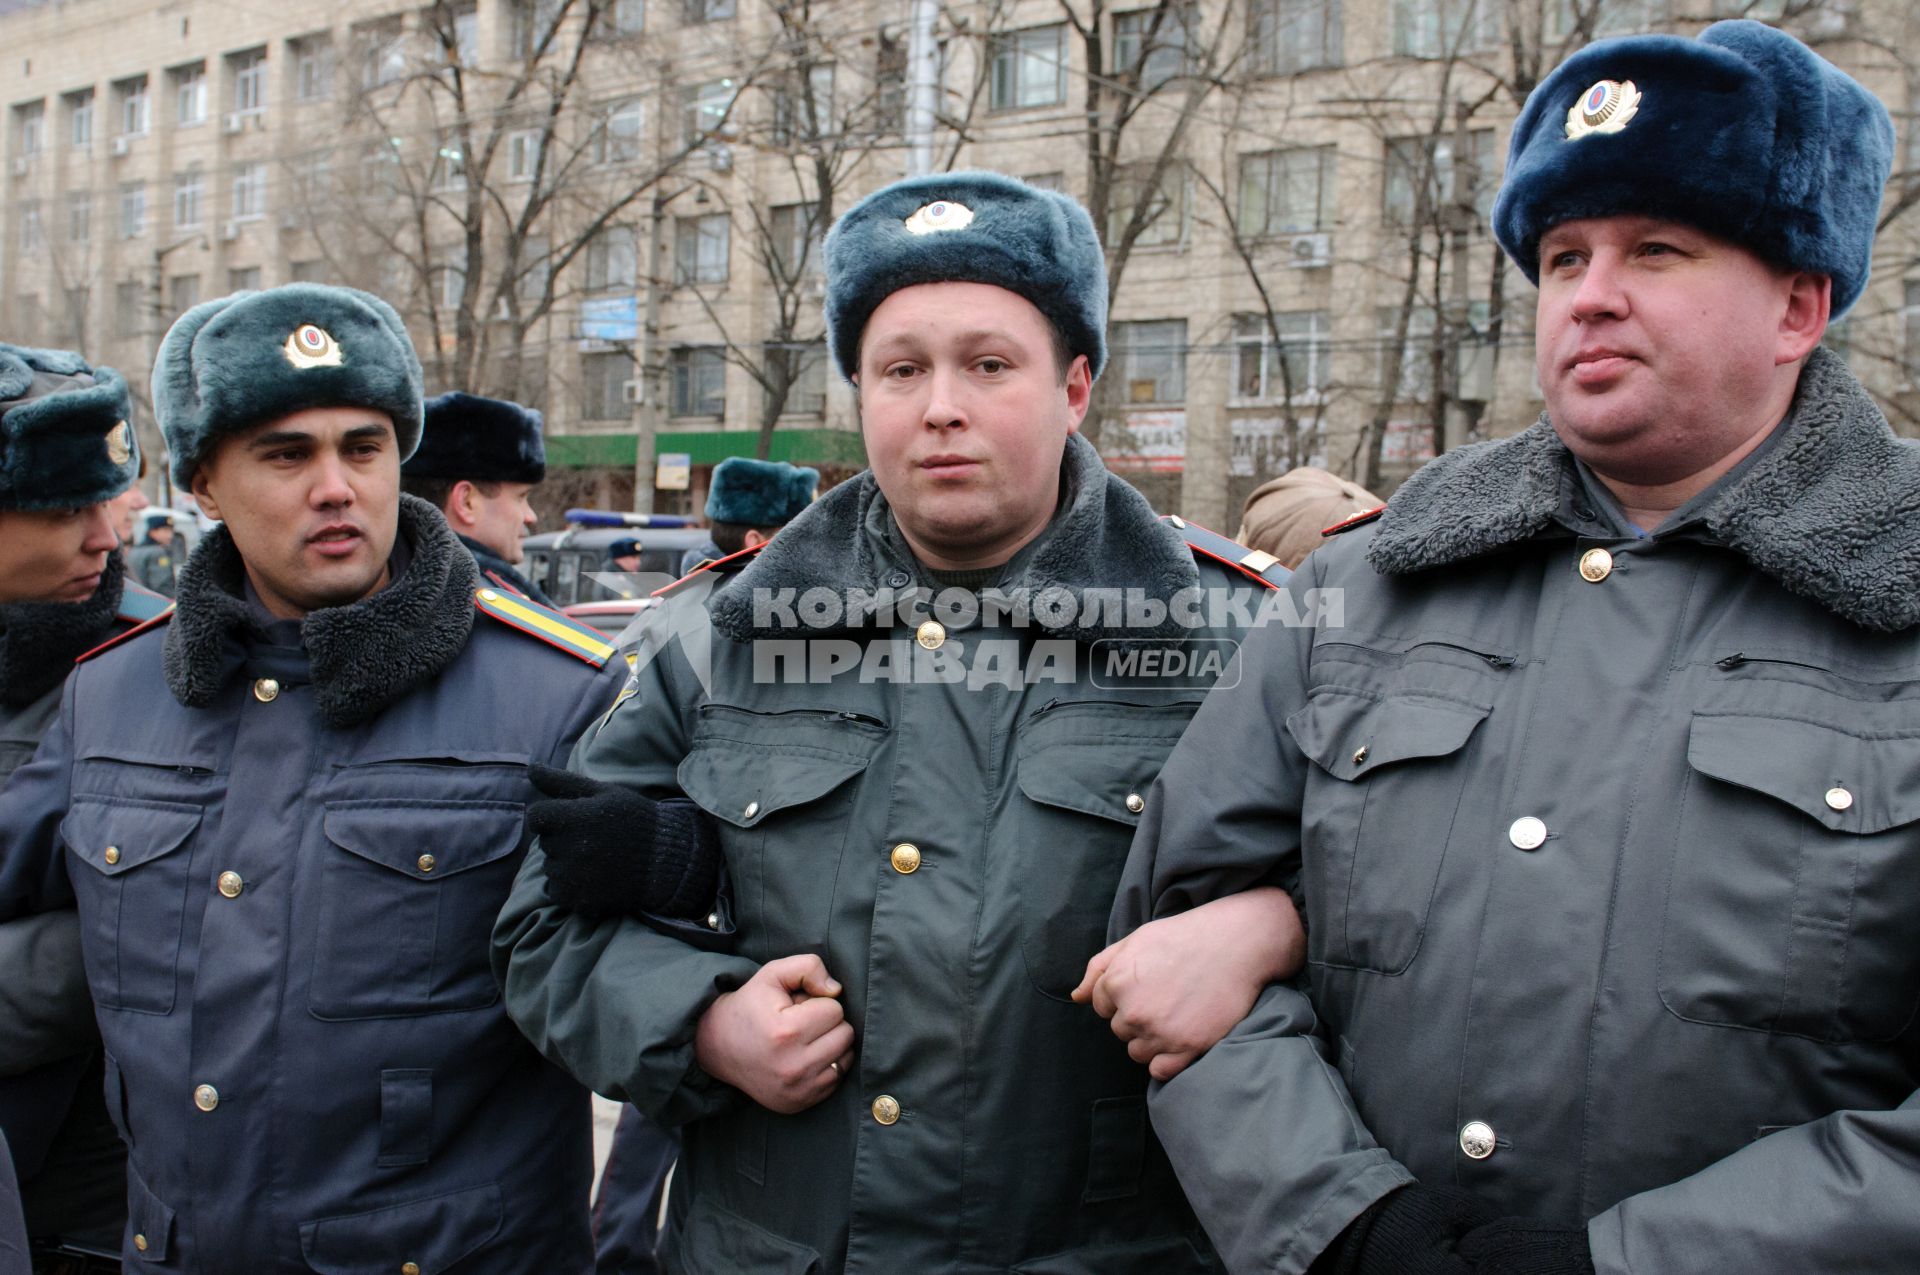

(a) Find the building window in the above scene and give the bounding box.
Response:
[231,48,268,117]
[66,191,90,243]
[1375,302,1485,400]
[118,182,147,238]
[595,99,644,164]
[507,129,543,182]
[291,259,326,283]
[1233,311,1330,402]
[432,132,468,190]
[1239,147,1334,235]
[1112,320,1187,404]
[772,64,835,144]
[1383,130,1495,227]
[684,0,735,23]
[66,90,94,150]
[510,0,563,58]
[1114,7,1194,92]
[229,266,262,292]
[231,162,267,220]
[115,281,143,337]
[1250,0,1342,74]
[681,79,736,144]
[1392,0,1499,58]
[773,341,827,415]
[446,5,480,65]
[674,213,730,285]
[580,350,632,421]
[769,203,824,281]
[597,0,645,38]
[875,30,906,133]
[17,202,44,255]
[991,26,1066,110]
[357,20,409,88]
[173,169,205,230]
[168,273,201,319]
[174,63,208,126]
[1904,281,1920,386]
[14,101,44,158]
[293,36,334,101]
[585,225,638,292]
[434,261,466,310]
[1108,163,1187,248]
[1545,0,1664,41]
[670,346,726,416]
[115,77,150,136]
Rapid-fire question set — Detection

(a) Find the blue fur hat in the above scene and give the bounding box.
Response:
[824,171,1108,382]
[0,343,137,512]
[153,283,425,487]
[403,392,546,485]
[706,457,818,527]
[1493,20,1894,317]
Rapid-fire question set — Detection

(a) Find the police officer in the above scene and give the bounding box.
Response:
[0,344,172,1264]
[1105,21,1915,1275]
[401,390,556,605]
[496,172,1305,1272]
[127,516,181,597]
[0,284,628,1269]
[677,457,819,576]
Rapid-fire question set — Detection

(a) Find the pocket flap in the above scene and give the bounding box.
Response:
[1014,702,1199,825]
[677,745,871,828]
[1286,689,1488,781]
[126,1159,176,1263]
[300,1181,503,1275]
[1687,714,1920,834]
[61,798,201,877]
[322,801,525,880]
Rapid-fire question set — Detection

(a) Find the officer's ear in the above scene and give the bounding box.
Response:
[445,479,480,531]
[190,467,222,524]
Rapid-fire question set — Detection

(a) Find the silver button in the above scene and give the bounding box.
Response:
[217,871,244,899]
[1825,786,1853,812]
[1124,793,1145,814]
[743,801,760,821]
[706,912,720,930]
[1508,817,1547,851]
[1460,1120,1496,1160]
[252,677,280,703]
[193,1084,219,1112]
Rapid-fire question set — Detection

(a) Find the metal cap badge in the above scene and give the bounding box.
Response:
[283,323,344,369]
[1565,79,1641,140]
[106,420,132,465]
[903,200,975,235]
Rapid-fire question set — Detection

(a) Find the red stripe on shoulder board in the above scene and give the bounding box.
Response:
[76,607,175,664]
[1322,505,1387,537]
[651,543,765,599]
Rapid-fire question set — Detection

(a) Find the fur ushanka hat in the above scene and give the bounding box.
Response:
[403,392,547,485]
[1493,19,1894,317]
[152,283,425,487]
[705,457,818,527]
[0,343,137,512]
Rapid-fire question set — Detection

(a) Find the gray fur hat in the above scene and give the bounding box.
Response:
[0,343,138,512]
[824,171,1108,382]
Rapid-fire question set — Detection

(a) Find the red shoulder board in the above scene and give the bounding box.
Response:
[1160,515,1289,589]
[1322,505,1387,537]
[76,606,175,664]
[651,542,766,600]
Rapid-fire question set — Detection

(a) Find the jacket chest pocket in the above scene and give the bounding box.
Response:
[309,799,526,1020]
[1013,700,1200,1000]
[1659,709,1920,1043]
[1287,687,1489,974]
[61,798,202,1014]
[676,705,881,962]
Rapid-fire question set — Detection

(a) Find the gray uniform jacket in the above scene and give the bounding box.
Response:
[0,497,625,1272]
[1113,347,1920,1274]
[497,435,1291,1274]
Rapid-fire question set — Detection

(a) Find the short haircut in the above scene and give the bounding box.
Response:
[400,474,500,512]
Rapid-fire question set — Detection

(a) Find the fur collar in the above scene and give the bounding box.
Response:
[0,553,125,708]
[163,494,478,725]
[1367,348,1920,632]
[710,433,1199,642]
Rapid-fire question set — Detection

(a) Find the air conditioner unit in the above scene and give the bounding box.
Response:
[223,113,246,135]
[9,157,28,177]
[1285,232,1331,269]
[221,219,242,241]
[111,136,131,157]
[703,142,732,173]
[621,378,644,405]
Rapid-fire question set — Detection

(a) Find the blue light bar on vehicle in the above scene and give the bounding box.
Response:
[563,510,698,528]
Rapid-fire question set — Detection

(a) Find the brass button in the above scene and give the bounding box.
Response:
[1508,816,1548,851]
[1124,793,1145,814]
[252,677,280,702]
[217,871,243,899]
[402,1264,420,1275]
[134,1234,149,1252]
[417,854,436,873]
[743,800,760,821]
[1578,548,1613,583]
[103,845,121,866]
[915,619,946,650]
[890,843,922,874]
[1460,1120,1496,1160]
[1825,786,1853,812]
[871,1094,901,1125]
[1352,745,1369,766]
[193,1084,219,1112]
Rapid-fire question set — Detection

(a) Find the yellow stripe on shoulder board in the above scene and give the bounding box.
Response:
[474,588,615,667]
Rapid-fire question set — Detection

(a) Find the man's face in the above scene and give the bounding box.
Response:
[108,484,150,544]
[456,480,538,565]
[190,406,400,619]
[1536,215,1826,485]
[857,281,1090,570]
[0,502,121,602]
[149,522,175,546]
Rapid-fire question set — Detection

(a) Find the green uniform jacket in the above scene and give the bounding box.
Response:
[1113,348,1920,1274]
[497,435,1293,1274]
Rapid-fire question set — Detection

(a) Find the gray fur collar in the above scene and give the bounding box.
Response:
[710,432,1199,641]
[1367,348,1920,632]
[0,553,125,707]
[164,494,478,725]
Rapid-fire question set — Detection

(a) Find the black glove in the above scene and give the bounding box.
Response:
[527,764,723,922]
[1457,1217,1596,1275]
[1312,1186,1500,1275]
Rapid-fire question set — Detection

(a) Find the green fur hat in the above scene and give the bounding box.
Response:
[824,171,1108,382]
[153,283,424,487]
[0,343,138,513]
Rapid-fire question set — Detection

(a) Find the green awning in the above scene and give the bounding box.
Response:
[546,428,866,469]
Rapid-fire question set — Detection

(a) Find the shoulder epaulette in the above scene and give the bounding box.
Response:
[116,582,174,624]
[474,587,614,668]
[651,542,766,600]
[1322,505,1387,537]
[1161,515,1290,589]
[482,569,531,600]
[76,606,174,664]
